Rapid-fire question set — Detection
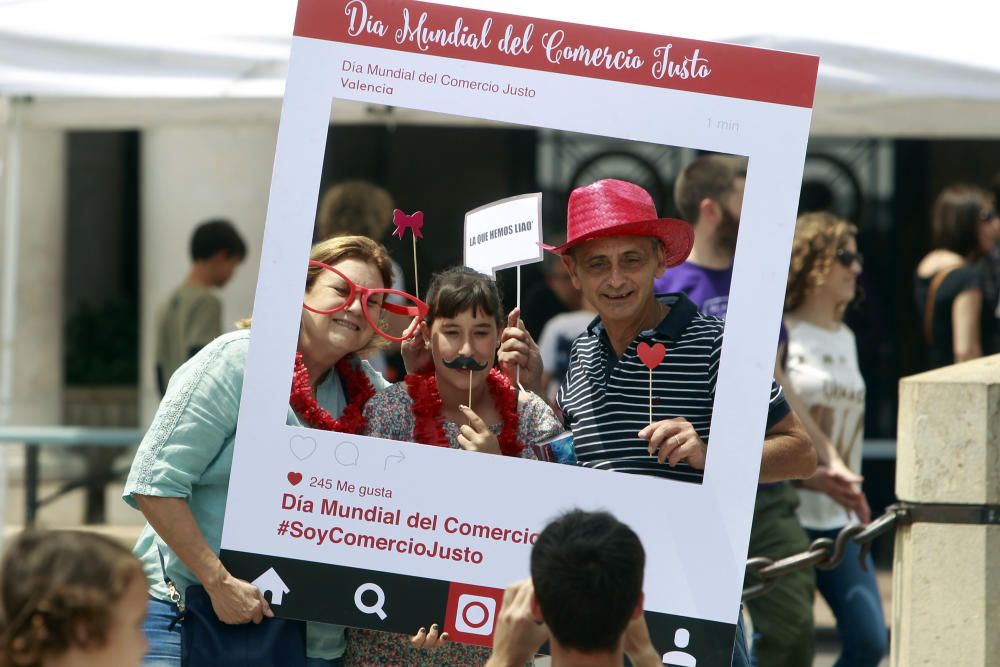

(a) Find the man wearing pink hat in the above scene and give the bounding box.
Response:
[545,178,816,665]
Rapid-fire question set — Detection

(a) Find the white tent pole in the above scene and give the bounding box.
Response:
[0,96,24,543]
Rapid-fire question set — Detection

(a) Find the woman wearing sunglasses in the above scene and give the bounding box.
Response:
[783,213,887,667]
[914,184,1000,368]
[124,236,441,667]
[343,267,564,667]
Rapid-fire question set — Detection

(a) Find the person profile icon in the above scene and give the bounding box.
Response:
[662,627,696,666]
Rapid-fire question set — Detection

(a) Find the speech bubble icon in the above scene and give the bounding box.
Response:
[335,441,360,467]
[289,435,317,461]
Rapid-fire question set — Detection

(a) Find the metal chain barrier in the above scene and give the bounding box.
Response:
[742,504,901,601]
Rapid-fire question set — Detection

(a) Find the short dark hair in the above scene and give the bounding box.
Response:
[424,266,505,330]
[190,219,247,261]
[674,154,747,223]
[531,510,645,653]
[931,184,993,258]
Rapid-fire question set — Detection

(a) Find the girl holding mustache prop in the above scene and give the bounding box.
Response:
[348,267,564,666]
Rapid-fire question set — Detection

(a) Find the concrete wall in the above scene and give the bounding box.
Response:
[139,123,277,420]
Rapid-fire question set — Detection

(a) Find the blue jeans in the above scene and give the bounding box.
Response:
[806,527,888,667]
[142,598,341,667]
[143,598,182,667]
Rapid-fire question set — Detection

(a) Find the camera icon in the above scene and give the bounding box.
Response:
[454,594,497,635]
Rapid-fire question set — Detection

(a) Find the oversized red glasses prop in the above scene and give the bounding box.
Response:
[302,260,429,342]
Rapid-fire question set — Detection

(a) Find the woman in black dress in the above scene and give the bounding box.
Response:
[914,184,1000,368]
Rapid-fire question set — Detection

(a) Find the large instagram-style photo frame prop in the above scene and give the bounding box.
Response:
[221,1,817,663]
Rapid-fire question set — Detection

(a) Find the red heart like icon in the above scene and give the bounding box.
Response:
[637,342,666,370]
[287,472,303,486]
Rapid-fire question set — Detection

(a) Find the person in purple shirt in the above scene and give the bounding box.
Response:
[657,261,732,319]
[655,155,744,318]
[664,155,816,667]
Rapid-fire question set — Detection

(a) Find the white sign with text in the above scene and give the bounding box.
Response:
[464,193,543,278]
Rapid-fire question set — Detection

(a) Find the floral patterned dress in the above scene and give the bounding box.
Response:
[343,379,562,667]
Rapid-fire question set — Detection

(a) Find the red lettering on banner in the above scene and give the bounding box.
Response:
[294,0,817,107]
[344,0,388,38]
[497,23,533,56]
[395,7,493,52]
[652,44,712,80]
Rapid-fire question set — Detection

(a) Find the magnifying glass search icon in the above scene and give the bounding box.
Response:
[354,582,388,620]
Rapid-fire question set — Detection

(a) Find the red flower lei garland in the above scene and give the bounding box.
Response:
[289,351,375,434]
[406,368,523,456]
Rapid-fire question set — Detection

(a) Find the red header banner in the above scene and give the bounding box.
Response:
[294,0,818,108]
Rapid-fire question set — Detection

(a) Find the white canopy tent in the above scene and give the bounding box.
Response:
[0,0,998,134]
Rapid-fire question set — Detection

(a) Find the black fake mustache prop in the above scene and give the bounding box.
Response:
[443,355,490,371]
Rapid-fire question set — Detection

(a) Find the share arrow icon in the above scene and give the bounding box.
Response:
[252,567,290,606]
[384,450,406,471]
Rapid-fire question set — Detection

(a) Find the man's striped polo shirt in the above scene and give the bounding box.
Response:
[556,293,790,484]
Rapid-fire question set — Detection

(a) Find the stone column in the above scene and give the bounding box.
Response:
[0,104,64,539]
[894,355,1000,666]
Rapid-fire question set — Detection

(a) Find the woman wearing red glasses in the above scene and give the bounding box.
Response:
[124,236,469,667]
[914,184,1000,368]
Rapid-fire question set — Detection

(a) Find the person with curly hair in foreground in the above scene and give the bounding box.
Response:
[0,530,148,667]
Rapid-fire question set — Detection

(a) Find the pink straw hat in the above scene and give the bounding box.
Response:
[541,179,693,267]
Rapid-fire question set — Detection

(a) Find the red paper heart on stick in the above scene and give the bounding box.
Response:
[287,472,303,486]
[637,342,666,370]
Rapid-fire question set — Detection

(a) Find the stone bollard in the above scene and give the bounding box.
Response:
[894,355,1000,666]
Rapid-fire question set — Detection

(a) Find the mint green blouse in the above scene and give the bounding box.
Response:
[123,329,389,659]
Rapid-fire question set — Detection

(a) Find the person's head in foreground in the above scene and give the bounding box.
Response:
[533,510,645,653]
[785,212,862,320]
[545,179,692,343]
[0,531,148,667]
[486,510,661,667]
[190,218,247,288]
[301,235,427,371]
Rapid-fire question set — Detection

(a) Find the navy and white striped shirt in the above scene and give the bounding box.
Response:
[556,293,789,484]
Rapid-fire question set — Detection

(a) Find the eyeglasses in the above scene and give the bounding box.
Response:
[303,260,429,342]
[835,248,863,268]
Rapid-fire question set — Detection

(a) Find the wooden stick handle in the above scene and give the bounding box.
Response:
[649,369,652,424]
[412,237,419,296]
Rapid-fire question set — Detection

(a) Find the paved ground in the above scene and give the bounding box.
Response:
[3,468,890,666]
